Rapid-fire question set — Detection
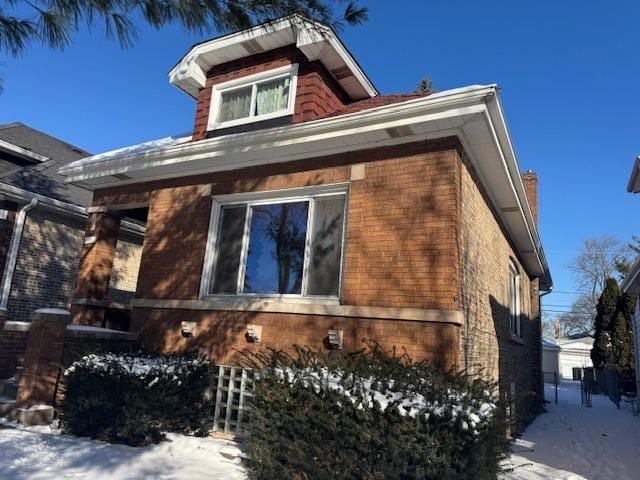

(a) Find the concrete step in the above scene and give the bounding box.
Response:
[0,379,18,400]
[0,398,16,417]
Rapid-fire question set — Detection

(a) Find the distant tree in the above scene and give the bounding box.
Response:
[0,0,368,90]
[555,294,595,336]
[569,236,632,323]
[416,75,436,94]
[591,278,620,369]
[614,235,640,276]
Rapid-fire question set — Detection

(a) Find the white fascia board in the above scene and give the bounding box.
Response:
[168,15,377,100]
[0,182,145,236]
[0,139,49,163]
[482,94,552,288]
[622,256,640,293]
[627,156,640,193]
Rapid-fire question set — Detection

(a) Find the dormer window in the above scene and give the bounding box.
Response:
[208,64,298,130]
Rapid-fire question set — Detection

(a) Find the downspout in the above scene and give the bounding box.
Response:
[0,198,38,310]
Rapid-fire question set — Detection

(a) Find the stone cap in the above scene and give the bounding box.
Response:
[30,308,71,323]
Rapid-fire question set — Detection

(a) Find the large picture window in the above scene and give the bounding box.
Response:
[208,64,298,130]
[203,186,347,299]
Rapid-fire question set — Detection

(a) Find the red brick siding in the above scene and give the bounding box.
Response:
[0,323,28,379]
[93,138,462,311]
[191,45,350,140]
[131,308,460,370]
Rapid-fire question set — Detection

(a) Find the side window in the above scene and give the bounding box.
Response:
[509,260,522,337]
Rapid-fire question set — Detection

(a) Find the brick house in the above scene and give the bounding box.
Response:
[0,123,144,378]
[59,16,552,424]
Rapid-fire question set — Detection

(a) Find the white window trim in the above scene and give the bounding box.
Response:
[199,183,349,302]
[509,260,522,338]
[207,63,299,131]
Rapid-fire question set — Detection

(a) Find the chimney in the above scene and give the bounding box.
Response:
[554,319,560,339]
[522,170,538,226]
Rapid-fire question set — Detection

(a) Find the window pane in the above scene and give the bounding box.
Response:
[218,86,252,122]
[254,77,290,116]
[306,196,346,296]
[211,205,247,294]
[243,202,308,294]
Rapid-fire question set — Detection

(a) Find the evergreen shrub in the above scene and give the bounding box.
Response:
[242,344,507,480]
[60,353,213,446]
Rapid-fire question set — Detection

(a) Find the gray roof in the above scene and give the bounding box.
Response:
[0,123,92,206]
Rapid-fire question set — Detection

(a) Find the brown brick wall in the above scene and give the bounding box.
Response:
[0,210,16,277]
[131,308,460,370]
[96,139,461,310]
[8,211,84,322]
[0,323,28,379]
[459,156,541,427]
[191,45,350,140]
[89,138,464,367]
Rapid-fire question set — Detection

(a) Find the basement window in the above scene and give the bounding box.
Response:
[201,185,348,299]
[509,260,522,338]
[208,64,298,130]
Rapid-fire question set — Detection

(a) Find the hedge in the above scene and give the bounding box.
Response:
[242,344,507,480]
[59,353,213,446]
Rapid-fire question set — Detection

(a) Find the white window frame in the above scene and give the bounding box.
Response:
[199,183,349,302]
[509,260,522,338]
[207,63,299,131]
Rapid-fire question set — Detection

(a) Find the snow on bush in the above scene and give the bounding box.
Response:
[273,366,497,437]
[61,353,213,446]
[242,344,507,480]
[65,353,209,386]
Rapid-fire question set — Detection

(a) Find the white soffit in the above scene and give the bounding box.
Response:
[168,15,377,101]
[59,84,551,288]
[627,156,640,193]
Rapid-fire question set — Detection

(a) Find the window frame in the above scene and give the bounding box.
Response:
[199,183,349,302]
[508,260,522,338]
[207,64,299,131]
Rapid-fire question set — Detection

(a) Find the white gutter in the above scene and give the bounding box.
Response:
[0,182,145,236]
[0,198,38,310]
[0,139,49,163]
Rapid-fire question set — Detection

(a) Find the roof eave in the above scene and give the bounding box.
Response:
[627,156,640,193]
[168,15,377,101]
[60,85,551,285]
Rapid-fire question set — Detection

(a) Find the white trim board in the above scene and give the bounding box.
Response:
[168,15,377,100]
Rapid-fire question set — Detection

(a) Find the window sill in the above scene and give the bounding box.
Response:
[129,297,464,325]
[509,334,525,345]
[201,294,341,307]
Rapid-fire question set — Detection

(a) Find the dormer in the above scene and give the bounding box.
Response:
[169,15,378,140]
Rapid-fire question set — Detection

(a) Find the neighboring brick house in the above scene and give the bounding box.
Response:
[0,123,144,327]
[59,16,552,425]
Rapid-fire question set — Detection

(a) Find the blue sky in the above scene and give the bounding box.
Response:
[0,0,638,318]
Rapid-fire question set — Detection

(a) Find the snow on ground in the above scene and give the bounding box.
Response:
[0,423,247,480]
[501,382,640,480]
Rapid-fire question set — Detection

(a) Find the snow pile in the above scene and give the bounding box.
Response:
[274,366,497,436]
[65,353,209,386]
[500,383,640,480]
[0,428,247,480]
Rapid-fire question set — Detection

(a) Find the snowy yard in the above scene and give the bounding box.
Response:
[501,382,640,480]
[2,382,639,479]
[0,423,248,480]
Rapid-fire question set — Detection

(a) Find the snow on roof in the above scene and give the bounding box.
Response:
[64,134,192,170]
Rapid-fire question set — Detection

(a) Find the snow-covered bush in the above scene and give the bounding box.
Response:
[242,344,507,480]
[60,353,213,446]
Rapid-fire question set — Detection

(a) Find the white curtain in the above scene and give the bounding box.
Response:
[218,86,252,122]
[255,78,289,116]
